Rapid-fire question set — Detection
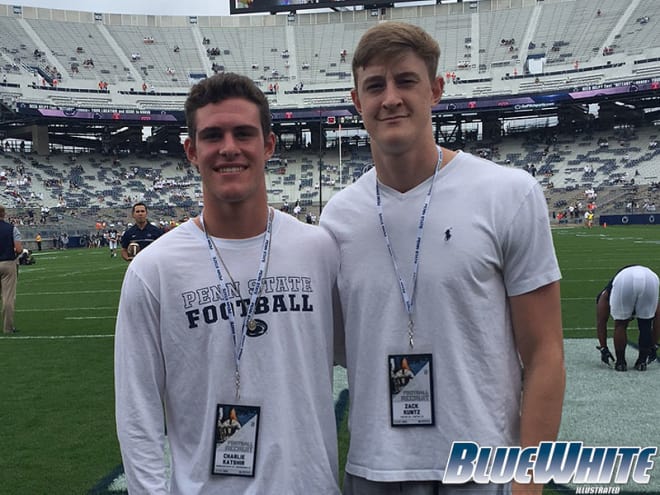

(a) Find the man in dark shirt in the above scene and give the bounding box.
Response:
[120,202,163,262]
[0,205,22,334]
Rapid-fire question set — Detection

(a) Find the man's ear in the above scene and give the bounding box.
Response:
[183,137,198,170]
[432,76,444,105]
[351,89,362,115]
[264,132,276,161]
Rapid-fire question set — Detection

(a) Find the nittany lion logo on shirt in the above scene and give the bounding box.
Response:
[246,319,267,337]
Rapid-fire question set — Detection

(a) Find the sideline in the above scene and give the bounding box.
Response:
[558,339,660,493]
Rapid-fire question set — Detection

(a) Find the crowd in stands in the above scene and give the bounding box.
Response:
[0,121,657,235]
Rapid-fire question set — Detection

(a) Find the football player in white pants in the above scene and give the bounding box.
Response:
[596,265,660,371]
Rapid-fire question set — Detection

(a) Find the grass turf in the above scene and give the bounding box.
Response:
[0,225,658,494]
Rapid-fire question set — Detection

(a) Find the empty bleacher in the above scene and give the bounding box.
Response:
[611,0,660,57]
[532,0,627,66]
[25,18,129,83]
[0,0,659,113]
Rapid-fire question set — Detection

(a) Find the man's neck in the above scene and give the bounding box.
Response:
[197,201,270,239]
[373,144,454,193]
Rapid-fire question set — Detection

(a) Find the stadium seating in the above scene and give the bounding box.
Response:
[1,121,658,220]
[1,0,660,108]
[1,0,659,231]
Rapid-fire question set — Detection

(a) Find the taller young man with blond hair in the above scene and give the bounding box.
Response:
[321,22,565,495]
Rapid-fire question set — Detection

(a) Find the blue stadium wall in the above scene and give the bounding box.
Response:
[599,214,658,226]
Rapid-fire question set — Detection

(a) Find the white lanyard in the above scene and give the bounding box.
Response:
[375,147,442,348]
[200,208,274,399]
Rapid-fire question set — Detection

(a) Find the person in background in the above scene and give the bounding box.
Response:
[0,205,22,334]
[596,265,659,371]
[120,202,163,261]
[320,21,565,495]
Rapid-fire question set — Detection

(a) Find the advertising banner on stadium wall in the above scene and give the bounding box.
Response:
[599,214,658,226]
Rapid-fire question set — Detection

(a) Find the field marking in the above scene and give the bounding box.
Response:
[65,316,116,320]
[19,289,120,296]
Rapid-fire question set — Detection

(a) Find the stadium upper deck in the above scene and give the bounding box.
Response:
[0,0,660,114]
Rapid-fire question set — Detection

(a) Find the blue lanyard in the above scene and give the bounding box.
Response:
[200,208,274,399]
[375,147,442,348]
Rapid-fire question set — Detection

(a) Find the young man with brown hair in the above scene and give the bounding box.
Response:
[115,73,340,494]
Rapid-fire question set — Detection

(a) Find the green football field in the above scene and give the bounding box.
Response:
[0,225,658,494]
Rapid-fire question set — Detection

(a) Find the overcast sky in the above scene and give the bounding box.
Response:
[14,0,231,16]
[13,0,445,18]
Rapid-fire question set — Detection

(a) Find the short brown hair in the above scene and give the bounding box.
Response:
[352,22,440,88]
[132,202,147,214]
[184,73,271,143]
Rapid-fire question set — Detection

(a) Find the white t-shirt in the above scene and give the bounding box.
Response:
[115,212,341,494]
[321,151,561,482]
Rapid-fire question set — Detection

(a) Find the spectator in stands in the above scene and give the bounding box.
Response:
[596,265,659,371]
[320,22,564,495]
[119,202,163,261]
[115,72,340,494]
[0,205,21,334]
